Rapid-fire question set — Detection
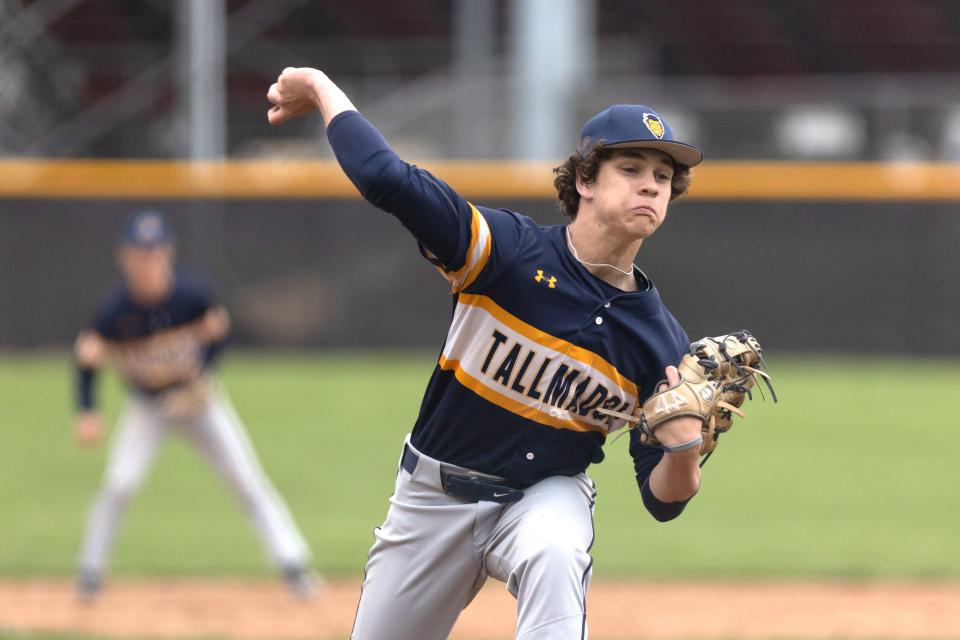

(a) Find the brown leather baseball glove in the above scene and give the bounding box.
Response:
[599,330,776,464]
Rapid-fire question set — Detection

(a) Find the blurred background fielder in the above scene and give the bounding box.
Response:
[73,210,315,601]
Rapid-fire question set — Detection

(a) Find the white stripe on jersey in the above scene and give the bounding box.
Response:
[439,293,639,434]
[113,325,205,389]
[434,203,492,293]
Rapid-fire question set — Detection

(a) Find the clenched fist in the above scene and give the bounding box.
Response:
[266,67,327,125]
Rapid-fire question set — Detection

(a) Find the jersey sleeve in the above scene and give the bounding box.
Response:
[90,289,124,340]
[628,308,694,520]
[629,434,664,488]
[422,205,528,294]
[416,202,490,292]
[327,110,523,293]
[75,366,97,411]
[175,274,227,366]
[629,435,692,521]
[175,272,216,319]
[76,292,118,412]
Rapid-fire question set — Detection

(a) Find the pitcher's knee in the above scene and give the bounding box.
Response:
[514,541,591,585]
[535,541,589,567]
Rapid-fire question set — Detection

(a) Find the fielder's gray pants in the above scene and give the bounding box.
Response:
[77,386,310,574]
[351,436,596,640]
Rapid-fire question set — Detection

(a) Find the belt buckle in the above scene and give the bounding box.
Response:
[438,465,501,491]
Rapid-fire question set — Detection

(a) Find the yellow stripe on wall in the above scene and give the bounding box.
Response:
[0,160,359,199]
[3,159,960,200]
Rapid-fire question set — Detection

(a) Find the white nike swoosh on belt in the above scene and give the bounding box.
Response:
[493,491,510,497]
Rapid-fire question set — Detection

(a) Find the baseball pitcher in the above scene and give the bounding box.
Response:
[268,67,773,639]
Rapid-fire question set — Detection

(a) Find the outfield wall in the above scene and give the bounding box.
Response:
[2,162,958,353]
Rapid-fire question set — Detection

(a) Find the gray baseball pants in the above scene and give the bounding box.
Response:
[77,385,310,574]
[351,436,596,640]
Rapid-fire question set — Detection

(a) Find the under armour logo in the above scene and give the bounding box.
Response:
[534,269,557,288]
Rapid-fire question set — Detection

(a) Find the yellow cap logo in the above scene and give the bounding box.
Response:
[643,113,665,139]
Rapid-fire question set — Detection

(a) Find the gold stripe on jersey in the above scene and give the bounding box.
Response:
[457,294,640,400]
[433,203,492,293]
[112,324,207,389]
[439,294,640,434]
[439,355,596,432]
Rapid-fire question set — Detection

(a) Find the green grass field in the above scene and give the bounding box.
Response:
[1,351,958,580]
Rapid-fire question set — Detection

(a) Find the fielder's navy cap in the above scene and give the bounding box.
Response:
[120,210,173,247]
[580,104,703,167]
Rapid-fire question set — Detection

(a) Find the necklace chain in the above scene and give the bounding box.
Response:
[566,228,636,277]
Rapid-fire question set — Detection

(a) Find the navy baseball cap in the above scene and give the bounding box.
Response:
[120,210,173,247]
[580,104,703,167]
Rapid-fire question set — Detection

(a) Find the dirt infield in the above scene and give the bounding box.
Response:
[1,578,959,639]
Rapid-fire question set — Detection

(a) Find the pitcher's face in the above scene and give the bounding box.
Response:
[579,149,675,240]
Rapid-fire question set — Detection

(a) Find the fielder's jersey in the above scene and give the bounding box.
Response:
[329,111,689,489]
[89,274,219,394]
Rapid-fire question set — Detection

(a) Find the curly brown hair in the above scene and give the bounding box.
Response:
[552,142,692,219]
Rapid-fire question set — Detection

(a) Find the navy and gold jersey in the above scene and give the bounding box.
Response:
[89,274,219,394]
[329,111,690,489]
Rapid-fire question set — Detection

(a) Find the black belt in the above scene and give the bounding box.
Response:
[401,444,524,504]
[136,380,190,398]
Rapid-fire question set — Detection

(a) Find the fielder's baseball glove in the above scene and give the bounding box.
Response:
[599,330,776,465]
